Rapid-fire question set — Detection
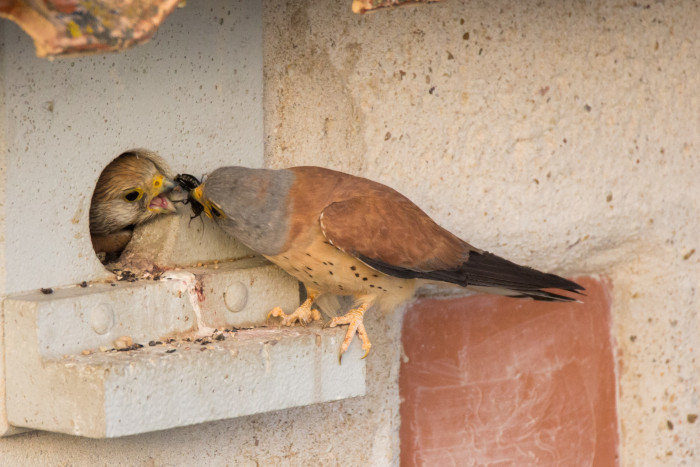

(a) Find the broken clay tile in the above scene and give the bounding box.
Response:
[400,277,618,466]
[0,0,182,58]
[352,0,442,14]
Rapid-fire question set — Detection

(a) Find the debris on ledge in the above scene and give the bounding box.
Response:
[5,320,366,438]
[0,0,183,58]
[351,0,442,14]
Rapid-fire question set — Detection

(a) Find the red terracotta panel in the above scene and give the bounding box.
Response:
[400,277,618,467]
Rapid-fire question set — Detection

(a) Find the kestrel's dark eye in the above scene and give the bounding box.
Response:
[210,206,223,218]
[123,189,143,202]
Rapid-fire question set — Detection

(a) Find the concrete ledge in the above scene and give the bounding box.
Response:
[2,261,366,438]
[7,324,365,438]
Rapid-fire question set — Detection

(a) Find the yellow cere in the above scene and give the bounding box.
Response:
[192,186,221,219]
[192,186,210,218]
[152,174,164,191]
[192,185,204,203]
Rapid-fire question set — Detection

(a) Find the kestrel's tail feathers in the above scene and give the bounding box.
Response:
[359,250,584,302]
[454,250,585,302]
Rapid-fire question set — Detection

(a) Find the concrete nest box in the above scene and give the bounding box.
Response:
[0,0,366,438]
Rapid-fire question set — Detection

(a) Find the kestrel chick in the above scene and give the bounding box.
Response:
[90,149,176,257]
[191,166,584,361]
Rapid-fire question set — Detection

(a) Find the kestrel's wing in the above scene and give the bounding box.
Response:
[320,195,468,273]
[319,196,584,301]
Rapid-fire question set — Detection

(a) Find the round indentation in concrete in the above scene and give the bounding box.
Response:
[90,303,115,334]
[224,282,248,313]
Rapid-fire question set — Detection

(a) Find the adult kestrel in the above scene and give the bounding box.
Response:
[190,166,584,361]
[90,149,176,257]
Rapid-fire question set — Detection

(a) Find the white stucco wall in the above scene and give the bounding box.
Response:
[1,0,699,465]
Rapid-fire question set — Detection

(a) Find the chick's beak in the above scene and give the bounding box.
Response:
[153,174,176,194]
[148,174,177,213]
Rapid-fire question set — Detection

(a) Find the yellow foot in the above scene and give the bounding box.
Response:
[267,300,321,327]
[325,304,371,363]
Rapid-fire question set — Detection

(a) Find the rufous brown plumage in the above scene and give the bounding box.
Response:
[191,166,584,361]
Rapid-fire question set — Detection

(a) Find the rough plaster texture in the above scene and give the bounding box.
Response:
[0,0,698,465]
[264,1,700,465]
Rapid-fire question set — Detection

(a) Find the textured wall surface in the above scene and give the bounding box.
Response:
[265,1,699,465]
[1,0,699,465]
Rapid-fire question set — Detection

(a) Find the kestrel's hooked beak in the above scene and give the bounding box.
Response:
[192,185,225,219]
[147,174,177,213]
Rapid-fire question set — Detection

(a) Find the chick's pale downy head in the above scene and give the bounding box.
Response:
[90,149,176,238]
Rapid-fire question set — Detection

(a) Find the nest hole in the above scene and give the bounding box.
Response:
[89,149,177,264]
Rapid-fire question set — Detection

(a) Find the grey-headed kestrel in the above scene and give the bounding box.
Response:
[190,166,584,361]
[90,149,177,257]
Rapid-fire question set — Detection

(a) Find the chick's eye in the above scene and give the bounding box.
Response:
[123,189,143,202]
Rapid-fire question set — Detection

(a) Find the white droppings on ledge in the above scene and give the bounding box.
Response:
[163,270,217,337]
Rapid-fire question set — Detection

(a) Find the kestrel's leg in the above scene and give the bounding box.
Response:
[325,302,372,363]
[267,289,322,326]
